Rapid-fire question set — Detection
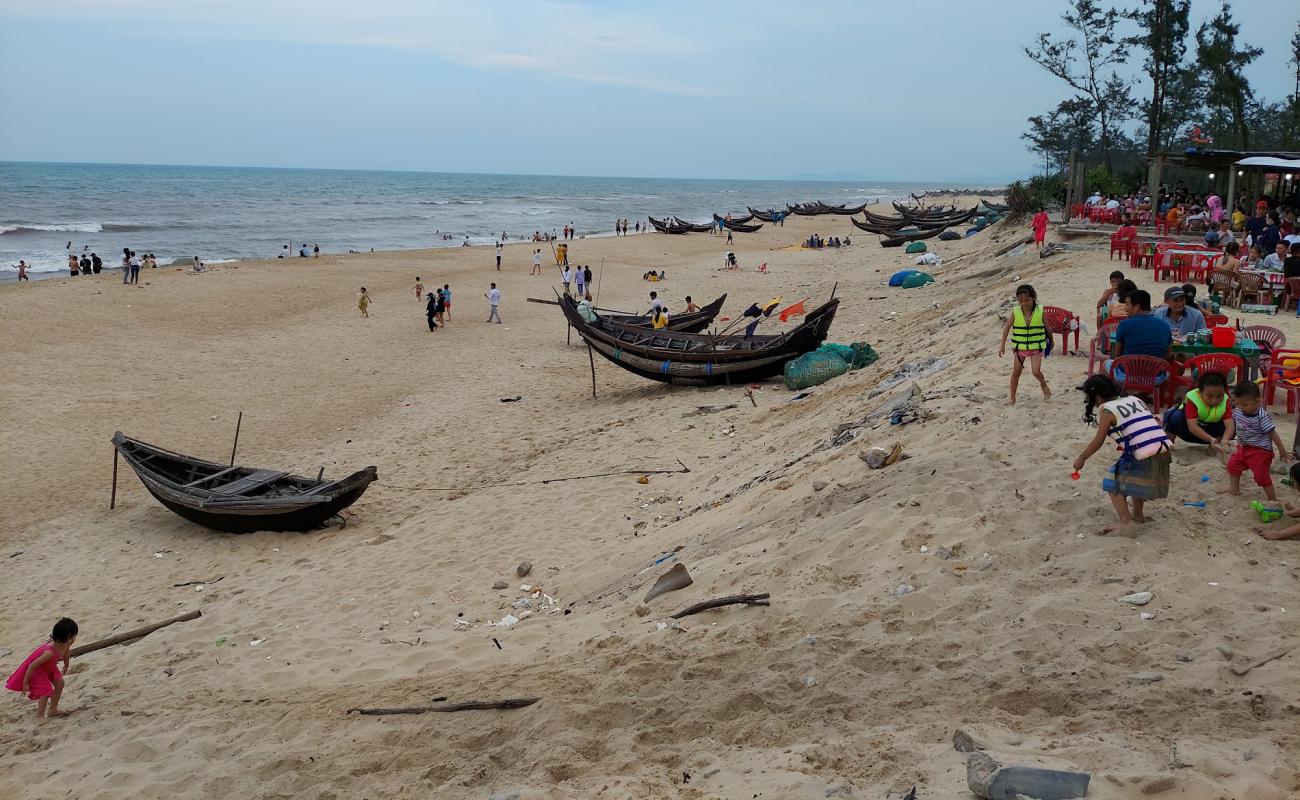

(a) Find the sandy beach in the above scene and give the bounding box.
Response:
[2,197,1298,799]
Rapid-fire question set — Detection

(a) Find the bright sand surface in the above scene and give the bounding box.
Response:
[2,196,1298,799]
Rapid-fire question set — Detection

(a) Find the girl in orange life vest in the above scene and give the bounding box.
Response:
[1074,374,1173,535]
[997,284,1052,405]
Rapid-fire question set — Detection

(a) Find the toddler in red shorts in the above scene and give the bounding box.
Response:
[1223,382,1289,500]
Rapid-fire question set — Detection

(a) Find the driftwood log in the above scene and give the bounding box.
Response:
[70,610,202,657]
[347,698,540,716]
[1230,646,1294,676]
[671,593,771,619]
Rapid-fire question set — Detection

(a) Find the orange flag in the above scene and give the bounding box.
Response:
[778,299,807,323]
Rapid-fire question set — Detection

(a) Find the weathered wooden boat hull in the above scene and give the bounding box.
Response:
[604,293,727,334]
[559,295,839,386]
[112,432,377,533]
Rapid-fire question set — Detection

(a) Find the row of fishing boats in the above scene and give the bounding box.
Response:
[112,288,838,534]
[850,199,1007,247]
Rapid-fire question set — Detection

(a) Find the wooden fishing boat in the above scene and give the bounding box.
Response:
[672,217,716,233]
[558,294,839,386]
[112,432,377,533]
[713,213,756,225]
[879,226,948,247]
[748,207,786,222]
[979,199,1009,213]
[720,219,763,233]
[603,293,727,333]
[647,216,689,234]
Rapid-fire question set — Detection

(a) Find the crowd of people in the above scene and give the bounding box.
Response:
[1003,273,1300,539]
[802,234,848,249]
[1086,182,1300,248]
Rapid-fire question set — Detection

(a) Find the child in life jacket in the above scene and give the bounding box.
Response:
[1161,371,1233,450]
[1074,374,1172,535]
[997,284,1052,405]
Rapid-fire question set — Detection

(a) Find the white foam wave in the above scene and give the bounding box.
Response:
[0,222,104,235]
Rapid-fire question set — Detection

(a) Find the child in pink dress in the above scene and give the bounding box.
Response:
[5,617,78,721]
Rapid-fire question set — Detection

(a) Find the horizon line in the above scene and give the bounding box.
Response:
[0,158,1019,187]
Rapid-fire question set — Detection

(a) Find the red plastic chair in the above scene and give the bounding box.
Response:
[1242,325,1286,352]
[1043,306,1081,355]
[1263,347,1300,413]
[1204,313,1230,327]
[1087,318,1122,375]
[1282,277,1300,313]
[1109,355,1175,413]
[1179,353,1246,385]
[1109,226,1136,260]
[1179,252,1219,284]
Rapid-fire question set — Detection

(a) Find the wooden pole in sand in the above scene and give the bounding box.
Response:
[229,411,243,467]
[70,610,202,658]
[110,448,119,510]
[587,342,597,398]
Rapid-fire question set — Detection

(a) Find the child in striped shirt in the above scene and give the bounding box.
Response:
[1224,382,1289,501]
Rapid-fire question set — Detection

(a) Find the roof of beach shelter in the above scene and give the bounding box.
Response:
[1157,148,1300,171]
[1235,155,1300,172]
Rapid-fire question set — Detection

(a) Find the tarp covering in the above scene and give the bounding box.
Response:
[1235,156,1300,171]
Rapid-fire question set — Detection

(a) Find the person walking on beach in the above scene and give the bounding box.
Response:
[561,266,573,296]
[583,265,593,295]
[531,249,542,276]
[997,284,1051,405]
[431,290,447,330]
[726,227,734,245]
[90,253,101,274]
[486,283,502,323]
[432,286,446,326]
[495,241,503,270]
[15,260,28,281]
[574,265,586,297]
[441,284,452,322]
[358,287,372,318]
[414,277,424,301]
[1032,207,1049,250]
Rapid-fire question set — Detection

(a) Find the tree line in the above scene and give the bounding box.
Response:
[1023,0,1300,180]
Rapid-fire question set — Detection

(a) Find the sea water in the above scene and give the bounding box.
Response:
[0,162,988,278]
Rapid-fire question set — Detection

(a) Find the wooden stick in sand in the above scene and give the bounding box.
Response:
[110,447,120,510]
[229,411,243,467]
[587,342,597,399]
[670,593,771,619]
[70,610,202,657]
[347,698,540,716]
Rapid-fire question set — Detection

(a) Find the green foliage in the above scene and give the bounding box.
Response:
[1006,175,1067,214]
[1195,3,1262,148]
[1085,165,1127,198]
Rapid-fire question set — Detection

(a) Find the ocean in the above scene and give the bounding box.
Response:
[0,162,989,278]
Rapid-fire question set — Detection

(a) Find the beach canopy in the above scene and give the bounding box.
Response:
[1235,156,1300,171]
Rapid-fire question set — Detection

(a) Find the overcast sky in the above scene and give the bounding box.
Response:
[0,0,1295,182]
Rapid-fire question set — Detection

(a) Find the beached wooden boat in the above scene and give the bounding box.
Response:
[672,217,716,233]
[713,213,756,225]
[748,207,786,222]
[720,219,764,233]
[112,432,377,533]
[648,216,689,234]
[879,226,948,247]
[558,294,839,386]
[603,293,727,333]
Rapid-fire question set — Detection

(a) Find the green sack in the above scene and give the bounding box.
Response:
[783,351,851,390]
[816,342,856,361]
[900,271,934,288]
[904,241,927,254]
[848,342,880,369]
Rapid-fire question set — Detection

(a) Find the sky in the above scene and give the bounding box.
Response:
[0,0,1296,182]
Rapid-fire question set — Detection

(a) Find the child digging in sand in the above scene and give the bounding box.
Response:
[998,284,1051,405]
[1223,381,1289,501]
[5,618,77,722]
[1074,375,1172,534]
[1258,463,1300,540]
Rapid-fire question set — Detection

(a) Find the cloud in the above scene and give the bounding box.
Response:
[1,0,724,95]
